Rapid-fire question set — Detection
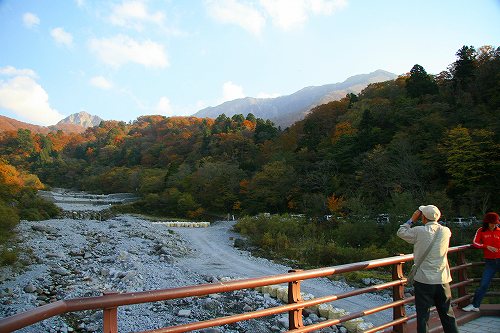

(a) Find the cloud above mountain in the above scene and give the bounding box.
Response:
[0,66,65,126]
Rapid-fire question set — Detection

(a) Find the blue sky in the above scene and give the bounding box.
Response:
[0,0,499,126]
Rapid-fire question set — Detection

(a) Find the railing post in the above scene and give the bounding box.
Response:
[456,250,469,307]
[103,290,118,333]
[288,269,304,330]
[392,254,407,333]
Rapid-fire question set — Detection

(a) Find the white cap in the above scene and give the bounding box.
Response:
[419,205,441,221]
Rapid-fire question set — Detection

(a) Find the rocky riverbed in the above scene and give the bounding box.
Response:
[0,190,394,333]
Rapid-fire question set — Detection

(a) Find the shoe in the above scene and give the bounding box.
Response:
[462,304,480,312]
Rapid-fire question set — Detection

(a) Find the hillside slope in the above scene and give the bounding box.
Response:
[0,111,103,134]
[194,70,397,128]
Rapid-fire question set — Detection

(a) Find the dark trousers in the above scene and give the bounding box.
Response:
[472,258,500,307]
[414,281,459,333]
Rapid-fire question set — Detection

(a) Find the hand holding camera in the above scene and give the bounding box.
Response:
[411,209,422,223]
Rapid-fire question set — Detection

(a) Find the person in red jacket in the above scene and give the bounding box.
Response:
[462,212,500,312]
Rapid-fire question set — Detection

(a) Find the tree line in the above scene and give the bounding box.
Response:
[1,44,499,232]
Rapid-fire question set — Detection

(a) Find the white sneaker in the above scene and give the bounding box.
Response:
[462,304,480,312]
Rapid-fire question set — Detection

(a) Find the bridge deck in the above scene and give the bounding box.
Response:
[399,304,500,333]
[459,314,500,333]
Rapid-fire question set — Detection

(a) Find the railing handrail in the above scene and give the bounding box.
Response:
[0,244,476,332]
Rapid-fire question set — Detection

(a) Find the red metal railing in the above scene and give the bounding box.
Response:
[0,244,493,333]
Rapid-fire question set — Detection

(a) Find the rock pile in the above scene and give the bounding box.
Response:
[0,215,363,333]
[0,215,197,332]
[0,188,394,333]
[253,284,376,332]
[153,221,211,228]
[58,209,115,221]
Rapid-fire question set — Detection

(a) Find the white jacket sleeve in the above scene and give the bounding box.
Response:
[397,219,417,244]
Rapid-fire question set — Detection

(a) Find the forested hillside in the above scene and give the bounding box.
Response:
[193,69,397,128]
[1,45,499,226]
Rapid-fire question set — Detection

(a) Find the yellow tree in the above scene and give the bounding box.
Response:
[439,126,499,211]
[327,194,345,215]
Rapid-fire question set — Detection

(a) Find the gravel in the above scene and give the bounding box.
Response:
[0,190,394,332]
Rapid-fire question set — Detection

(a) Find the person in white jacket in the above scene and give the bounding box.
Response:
[397,205,458,333]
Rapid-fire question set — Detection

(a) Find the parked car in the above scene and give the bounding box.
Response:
[450,217,477,227]
[376,213,390,225]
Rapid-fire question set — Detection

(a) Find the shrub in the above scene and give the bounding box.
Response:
[0,200,19,237]
[0,247,18,266]
[235,214,390,268]
[17,189,61,221]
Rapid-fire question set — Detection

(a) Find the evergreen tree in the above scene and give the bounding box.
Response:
[451,45,477,90]
[406,64,438,98]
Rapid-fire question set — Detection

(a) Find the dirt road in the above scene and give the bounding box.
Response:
[173,221,392,326]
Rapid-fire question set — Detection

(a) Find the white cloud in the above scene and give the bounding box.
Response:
[90,76,113,90]
[261,0,347,30]
[0,67,65,126]
[192,100,209,114]
[75,0,85,8]
[257,91,281,98]
[207,0,346,33]
[23,12,40,29]
[109,0,165,31]
[222,81,245,102]
[196,100,208,109]
[51,27,73,47]
[260,0,307,30]
[309,0,347,14]
[155,96,173,115]
[206,0,266,36]
[0,66,37,78]
[154,97,194,117]
[89,35,168,68]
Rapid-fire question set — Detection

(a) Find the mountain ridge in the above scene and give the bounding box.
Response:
[1,70,397,132]
[0,115,51,134]
[56,111,103,128]
[194,69,397,128]
[0,111,103,134]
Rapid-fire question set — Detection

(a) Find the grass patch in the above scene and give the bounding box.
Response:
[127,213,191,222]
[111,204,195,222]
[0,247,18,266]
[332,270,391,284]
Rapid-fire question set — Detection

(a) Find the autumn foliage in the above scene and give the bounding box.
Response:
[0,159,60,250]
[0,45,498,269]
[0,45,498,224]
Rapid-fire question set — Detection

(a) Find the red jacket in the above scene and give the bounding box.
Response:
[472,225,500,259]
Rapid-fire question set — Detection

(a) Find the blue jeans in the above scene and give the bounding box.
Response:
[472,258,500,307]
